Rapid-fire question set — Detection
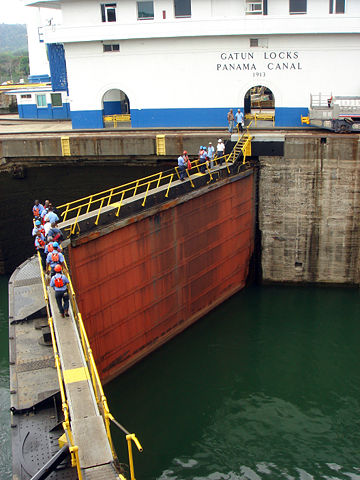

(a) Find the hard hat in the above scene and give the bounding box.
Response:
[35,220,41,225]
[218,139,222,142]
[54,264,62,272]
[209,142,212,145]
[53,242,59,248]
[183,150,187,155]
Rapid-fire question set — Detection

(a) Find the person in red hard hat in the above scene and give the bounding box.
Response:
[183,150,191,171]
[50,264,70,318]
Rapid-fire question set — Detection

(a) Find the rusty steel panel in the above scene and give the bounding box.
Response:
[69,173,255,382]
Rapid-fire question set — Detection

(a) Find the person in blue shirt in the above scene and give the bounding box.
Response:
[199,147,207,173]
[235,109,244,132]
[44,206,59,225]
[50,264,70,317]
[32,200,44,219]
[177,154,187,181]
[47,223,63,243]
[34,231,47,270]
[208,142,215,169]
[46,242,65,276]
[32,219,45,237]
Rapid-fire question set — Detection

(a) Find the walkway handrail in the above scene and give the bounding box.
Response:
[57,159,230,236]
[37,251,83,480]
[37,251,142,480]
[63,257,143,480]
[56,134,254,237]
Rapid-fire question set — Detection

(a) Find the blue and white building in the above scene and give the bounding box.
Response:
[6,5,71,120]
[24,0,360,129]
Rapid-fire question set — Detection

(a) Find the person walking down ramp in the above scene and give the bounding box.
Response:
[235,109,244,132]
[46,242,65,276]
[177,153,187,181]
[50,264,70,318]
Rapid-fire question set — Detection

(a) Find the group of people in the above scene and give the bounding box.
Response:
[32,199,70,318]
[177,139,226,180]
[227,108,244,134]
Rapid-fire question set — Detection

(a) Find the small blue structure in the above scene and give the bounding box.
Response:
[9,86,70,120]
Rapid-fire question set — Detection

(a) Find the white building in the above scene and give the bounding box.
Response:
[25,0,360,129]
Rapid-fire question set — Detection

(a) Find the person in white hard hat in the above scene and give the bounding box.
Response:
[216,139,225,165]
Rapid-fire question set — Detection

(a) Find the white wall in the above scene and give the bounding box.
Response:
[64,33,360,113]
[26,5,62,76]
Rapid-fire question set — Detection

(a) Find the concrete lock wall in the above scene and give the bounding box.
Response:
[68,172,255,382]
[259,135,360,285]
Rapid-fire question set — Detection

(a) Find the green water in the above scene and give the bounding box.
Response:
[2,282,360,480]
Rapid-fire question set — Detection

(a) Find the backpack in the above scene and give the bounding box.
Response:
[51,252,59,263]
[54,276,64,288]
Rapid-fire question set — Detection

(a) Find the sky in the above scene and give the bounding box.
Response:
[0,0,29,24]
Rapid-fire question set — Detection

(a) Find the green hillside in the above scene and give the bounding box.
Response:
[0,24,28,54]
[0,24,29,83]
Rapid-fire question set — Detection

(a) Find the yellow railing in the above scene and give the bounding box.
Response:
[37,251,83,480]
[37,252,143,480]
[301,115,310,125]
[245,112,275,127]
[103,114,131,127]
[57,139,254,235]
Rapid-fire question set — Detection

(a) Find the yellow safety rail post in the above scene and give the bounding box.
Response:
[165,173,174,197]
[94,198,105,226]
[133,180,140,197]
[107,414,143,480]
[115,191,126,217]
[141,180,152,207]
[301,115,310,125]
[186,169,195,187]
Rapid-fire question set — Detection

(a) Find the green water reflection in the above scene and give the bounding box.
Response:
[105,286,360,480]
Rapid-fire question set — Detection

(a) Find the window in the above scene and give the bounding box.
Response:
[289,0,307,14]
[103,43,120,52]
[36,94,47,108]
[101,3,117,22]
[246,0,267,15]
[329,0,345,13]
[174,0,191,17]
[20,94,32,99]
[51,93,63,107]
[250,38,268,47]
[137,1,154,19]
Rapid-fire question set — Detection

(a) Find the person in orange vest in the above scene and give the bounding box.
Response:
[32,200,44,219]
[35,231,47,270]
[183,150,191,171]
[50,264,70,318]
[32,219,45,237]
[46,242,65,277]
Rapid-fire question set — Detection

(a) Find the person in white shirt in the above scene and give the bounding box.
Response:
[216,139,225,166]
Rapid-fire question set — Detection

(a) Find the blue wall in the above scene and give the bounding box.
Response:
[18,103,71,120]
[71,110,104,129]
[70,107,308,129]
